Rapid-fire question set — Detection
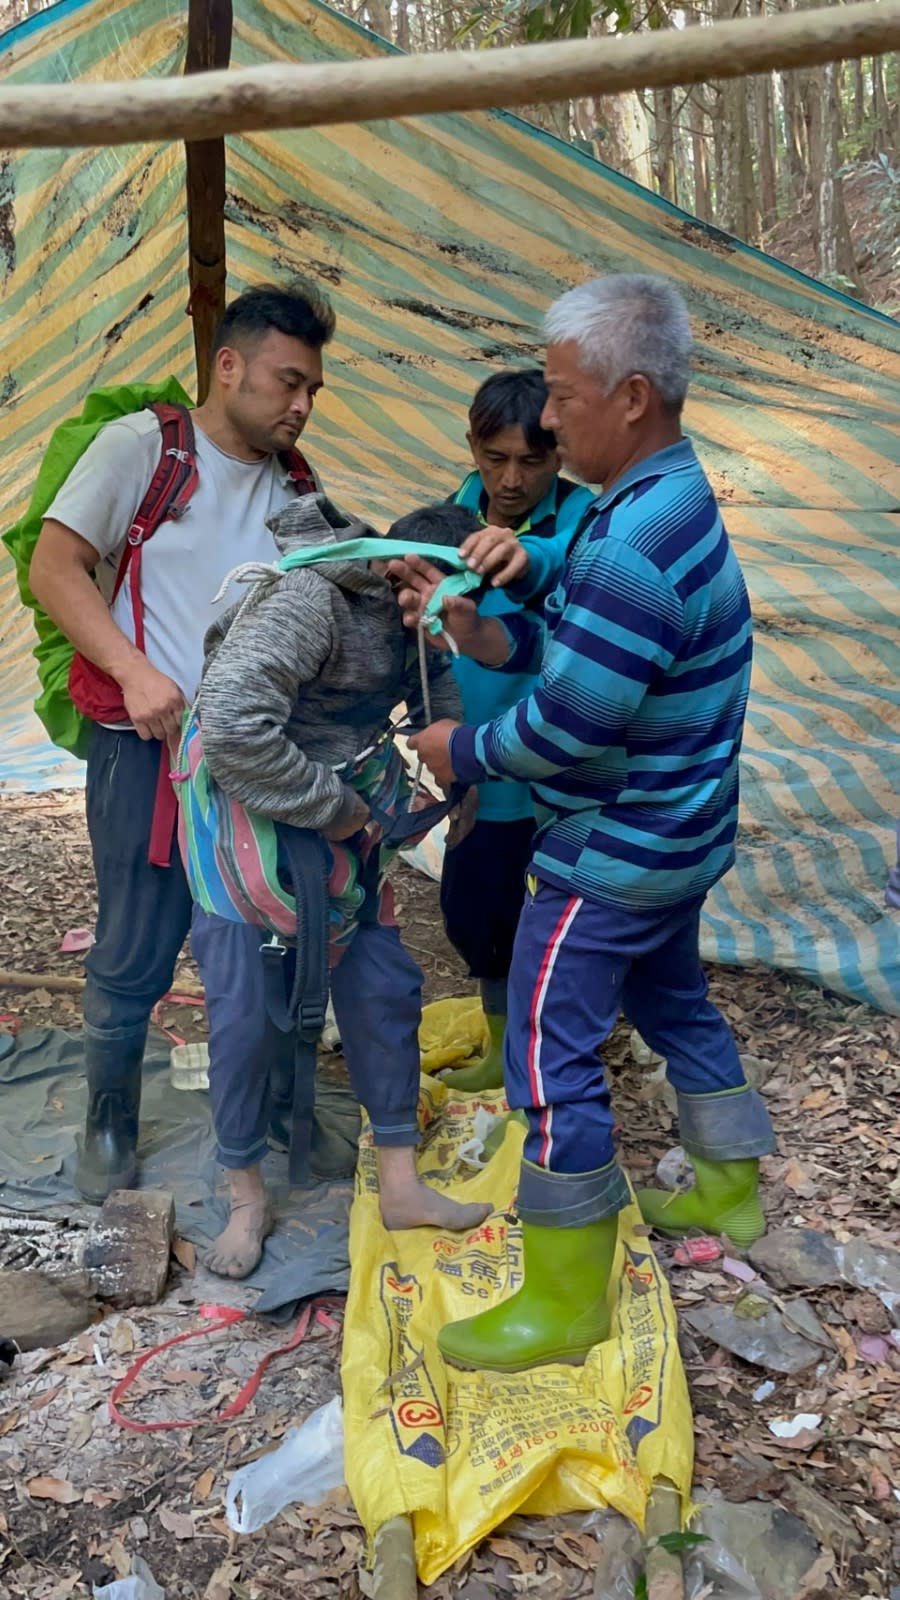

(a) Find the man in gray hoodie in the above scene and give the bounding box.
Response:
[191,494,492,1275]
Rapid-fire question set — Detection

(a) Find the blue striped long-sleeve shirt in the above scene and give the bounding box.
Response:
[449,438,753,910]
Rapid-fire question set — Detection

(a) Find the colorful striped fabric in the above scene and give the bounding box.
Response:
[175,714,297,936]
[0,0,897,1010]
[176,713,406,948]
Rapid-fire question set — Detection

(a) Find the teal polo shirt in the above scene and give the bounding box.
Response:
[449,471,595,822]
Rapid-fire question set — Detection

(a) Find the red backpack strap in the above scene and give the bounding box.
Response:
[279,446,317,497]
[110,404,199,651]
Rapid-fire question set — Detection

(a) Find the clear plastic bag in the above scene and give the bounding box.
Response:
[225,1394,345,1533]
[457,1107,505,1169]
[93,1556,165,1600]
[684,1540,763,1598]
[584,1510,644,1598]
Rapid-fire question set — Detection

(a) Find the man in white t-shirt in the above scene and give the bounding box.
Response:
[30,281,336,1225]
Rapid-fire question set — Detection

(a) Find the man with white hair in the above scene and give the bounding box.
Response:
[397,273,776,1373]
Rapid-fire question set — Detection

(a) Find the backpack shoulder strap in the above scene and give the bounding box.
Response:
[109,404,200,650]
[132,403,199,546]
[278,445,317,497]
[109,404,199,600]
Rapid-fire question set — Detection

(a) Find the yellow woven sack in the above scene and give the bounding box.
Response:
[342,1000,693,1585]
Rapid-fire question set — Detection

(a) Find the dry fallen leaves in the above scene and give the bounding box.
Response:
[3,812,900,1600]
[110,1319,135,1356]
[83,1487,123,1509]
[204,1558,241,1600]
[158,1505,195,1540]
[29,1384,63,1413]
[26,1475,81,1505]
[795,1550,837,1597]
[106,1538,132,1579]
[65,1410,93,1450]
[193,1467,216,1502]
[869,1467,891,1502]
[172,1235,197,1274]
[783,1159,818,1198]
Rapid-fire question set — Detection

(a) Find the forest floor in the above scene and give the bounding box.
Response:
[0,790,898,1599]
[766,158,900,313]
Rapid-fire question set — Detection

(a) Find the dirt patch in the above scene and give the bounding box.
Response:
[677,217,738,256]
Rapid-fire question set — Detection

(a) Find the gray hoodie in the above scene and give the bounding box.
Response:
[198,494,462,832]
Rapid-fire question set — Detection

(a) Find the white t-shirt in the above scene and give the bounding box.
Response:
[46,410,303,704]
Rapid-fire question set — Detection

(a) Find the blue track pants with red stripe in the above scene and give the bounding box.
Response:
[505,878,750,1186]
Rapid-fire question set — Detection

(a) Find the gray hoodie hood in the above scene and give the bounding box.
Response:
[267,492,389,600]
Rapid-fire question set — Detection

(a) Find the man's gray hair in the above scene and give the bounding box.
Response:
[543,274,693,412]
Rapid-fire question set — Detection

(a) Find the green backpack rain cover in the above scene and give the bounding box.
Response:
[2,377,193,760]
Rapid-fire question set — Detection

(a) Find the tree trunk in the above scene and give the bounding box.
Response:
[592,93,653,188]
[871,55,897,158]
[774,0,807,205]
[808,59,866,297]
[395,0,409,51]
[715,79,759,240]
[689,88,711,220]
[748,0,778,228]
[363,0,391,42]
[817,62,839,281]
[652,86,677,204]
[845,58,864,136]
[754,73,778,228]
[675,104,692,210]
[683,3,711,221]
[711,0,759,242]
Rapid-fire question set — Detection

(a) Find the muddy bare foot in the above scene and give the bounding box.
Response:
[203,1166,273,1279]
[377,1146,491,1232]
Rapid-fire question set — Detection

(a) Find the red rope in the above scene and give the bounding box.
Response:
[110,1298,342,1433]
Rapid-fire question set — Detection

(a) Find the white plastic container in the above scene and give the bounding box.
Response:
[169,1041,210,1092]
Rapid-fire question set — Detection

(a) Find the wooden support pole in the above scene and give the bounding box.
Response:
[0,1,896,149]
[371,1517,417,1600]
[184,0,232,402]
[0,968,205,1000]
[645,1480,685,1600]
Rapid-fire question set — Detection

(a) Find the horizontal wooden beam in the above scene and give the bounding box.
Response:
[0,1,898,149]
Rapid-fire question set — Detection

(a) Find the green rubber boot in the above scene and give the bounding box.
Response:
[637,1155,765,1248]
[438,1212,619,1372]
[443,1012,506,1094]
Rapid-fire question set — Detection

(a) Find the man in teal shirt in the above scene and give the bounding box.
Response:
[424,369,593,1090]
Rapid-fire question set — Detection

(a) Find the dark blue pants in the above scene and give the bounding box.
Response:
[506,880,759,1181]
[193,910,422,1167]
[440,816,535,982]
[83,726,193,1050]
[190,910,293,1168]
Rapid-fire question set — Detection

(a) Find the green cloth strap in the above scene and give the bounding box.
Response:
[277,537,482,635]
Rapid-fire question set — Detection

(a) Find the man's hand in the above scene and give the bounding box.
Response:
[324,788,371,841]
[460,526,530,587]
[386,554,510,666]
[385,555,476,647]
[118,657,186,743]
[408,719,461,790]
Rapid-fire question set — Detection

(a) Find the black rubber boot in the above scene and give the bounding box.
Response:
[74,1028,145,1203]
